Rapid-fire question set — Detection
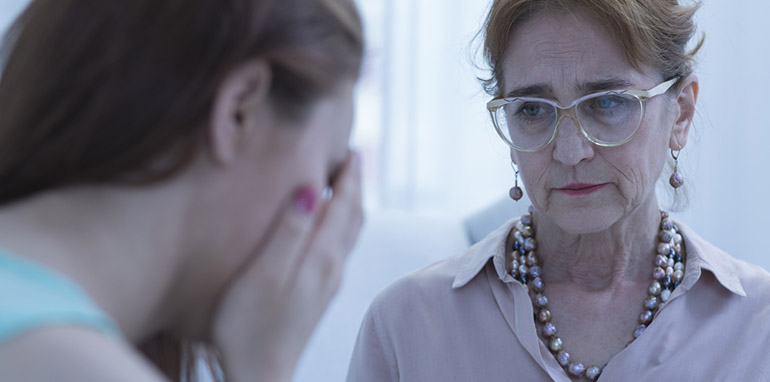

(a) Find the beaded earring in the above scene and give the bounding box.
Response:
[509,161,523,201]
[669,145,684,189]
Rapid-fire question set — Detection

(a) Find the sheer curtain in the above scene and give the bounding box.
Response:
[354,0,511,217]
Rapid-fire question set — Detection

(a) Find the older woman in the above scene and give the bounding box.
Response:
[0,0,363,381]
[348,0,770,381]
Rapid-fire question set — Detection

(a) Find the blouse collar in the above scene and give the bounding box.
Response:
[452,217,746,297]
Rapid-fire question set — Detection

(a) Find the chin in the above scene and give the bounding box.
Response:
[541,202,624,235]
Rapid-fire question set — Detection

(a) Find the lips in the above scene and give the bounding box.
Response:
[555,183,606,195]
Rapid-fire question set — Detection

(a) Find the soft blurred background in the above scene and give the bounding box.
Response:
[2,1,769,381]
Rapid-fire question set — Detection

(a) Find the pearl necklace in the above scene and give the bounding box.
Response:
[509,207,685,380]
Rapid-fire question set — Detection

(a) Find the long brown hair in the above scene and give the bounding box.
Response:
[0,0,363,380]
[0,0,363,204]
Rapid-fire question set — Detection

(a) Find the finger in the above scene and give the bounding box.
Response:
[298,152,364,290]
[318,151,363,257]
[334,153,364,252]
[242,185,320,285]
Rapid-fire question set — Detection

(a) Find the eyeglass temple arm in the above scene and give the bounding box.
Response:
[624,78,678,99]
[487,78,678,110]
[487,98,509,110]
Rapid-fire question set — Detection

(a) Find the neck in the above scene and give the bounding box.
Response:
[0,184,192,343]
[533,197,661,291]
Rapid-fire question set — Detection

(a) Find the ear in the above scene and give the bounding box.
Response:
[669,74,699,151]
[209,60,272,165]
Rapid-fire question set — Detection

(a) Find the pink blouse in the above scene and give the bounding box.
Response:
[347,219,770,381]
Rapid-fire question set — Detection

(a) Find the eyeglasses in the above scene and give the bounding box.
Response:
[486,78,678,152]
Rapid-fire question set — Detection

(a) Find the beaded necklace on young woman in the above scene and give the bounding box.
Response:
[509,207,685,380]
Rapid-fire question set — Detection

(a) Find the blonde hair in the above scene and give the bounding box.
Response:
[480,0,703,97]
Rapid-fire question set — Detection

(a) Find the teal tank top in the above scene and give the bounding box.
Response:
[0,250,121,344]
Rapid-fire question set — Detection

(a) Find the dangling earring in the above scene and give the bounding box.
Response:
[509,161,523,201]
[669,145,684,189]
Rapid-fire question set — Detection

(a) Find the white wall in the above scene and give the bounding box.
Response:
[0,1,25,35]
[679,1,770,270]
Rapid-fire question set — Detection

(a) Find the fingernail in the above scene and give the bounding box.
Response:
[294,187,317,214]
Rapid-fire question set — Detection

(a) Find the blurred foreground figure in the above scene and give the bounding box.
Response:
[0,0,364,381]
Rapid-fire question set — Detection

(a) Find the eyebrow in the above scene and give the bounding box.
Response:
[504,84,553,99]
[504,78,634,99]
[579,79,633,93]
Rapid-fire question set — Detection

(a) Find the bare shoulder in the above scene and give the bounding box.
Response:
[0,326,166,382]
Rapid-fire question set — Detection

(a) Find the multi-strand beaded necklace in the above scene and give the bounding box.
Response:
[508,207,685,380]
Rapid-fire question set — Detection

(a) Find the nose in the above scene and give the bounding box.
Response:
[551,115,594,166]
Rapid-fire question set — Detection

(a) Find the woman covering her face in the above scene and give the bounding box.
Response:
[0,0,364,381]
[348,1,770,380]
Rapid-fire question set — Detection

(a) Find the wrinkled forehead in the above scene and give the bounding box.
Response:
[500,8,657,100]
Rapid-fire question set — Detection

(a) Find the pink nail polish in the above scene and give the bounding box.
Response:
[294,187,317,214]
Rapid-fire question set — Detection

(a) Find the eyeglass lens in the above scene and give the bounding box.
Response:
[495,93,642,150]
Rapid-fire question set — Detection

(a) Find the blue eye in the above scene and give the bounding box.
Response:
[521,104,542,116]
[504,100,555,133]
[578,93,640,131]
[596,95,621,109]
[581,94,634,119]
[516,102,550,118]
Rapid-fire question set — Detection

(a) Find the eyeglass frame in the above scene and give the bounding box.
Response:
[486,77,679,152]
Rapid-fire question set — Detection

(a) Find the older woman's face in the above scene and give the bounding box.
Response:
[502,10,682,233]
